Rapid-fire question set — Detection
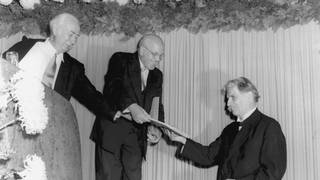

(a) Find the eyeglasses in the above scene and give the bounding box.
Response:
[68,31,80,41]
[71,31,80,37]
[142,46,164,61]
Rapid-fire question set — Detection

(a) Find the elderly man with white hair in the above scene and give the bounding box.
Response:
[91,34,166,180]
[166,77,287,180]
[3,12,125,122]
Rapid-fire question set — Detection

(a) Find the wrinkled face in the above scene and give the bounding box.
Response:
[226,86,254,118]
[140,41,164,70]
[55,24,80,53]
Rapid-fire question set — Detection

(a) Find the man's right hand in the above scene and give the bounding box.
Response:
[127,103,151,124]
[164,129,187,144]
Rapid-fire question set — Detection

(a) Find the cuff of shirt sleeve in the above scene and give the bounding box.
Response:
[113,111,121,121]
[180,144,185,153]
[122,108,130,114]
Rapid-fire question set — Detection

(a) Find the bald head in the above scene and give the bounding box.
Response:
[138,34,164,50]
[49,13,80,53]
[138,34,164,70]
[50,13,79,32]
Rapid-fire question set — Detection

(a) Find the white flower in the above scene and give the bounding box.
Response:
[9,71,48,135]
[133,0,146,5]
[17,154,47,180]
[52,0,64,2]
[0,68,6,90]
[117,0,129,6]
[0,93,9,110]
[0,141,15,161]
[103,0,129,6]
[19,0,40,9]
[0,0,13,6]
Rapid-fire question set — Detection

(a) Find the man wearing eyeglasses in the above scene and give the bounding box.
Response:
[3,13,124,122]
[90,34,165,180]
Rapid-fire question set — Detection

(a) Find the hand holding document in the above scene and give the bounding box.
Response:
[148,118,189,138]
[148,97,189,138]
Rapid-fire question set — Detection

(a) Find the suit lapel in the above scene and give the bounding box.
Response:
[228,110,262,159]
[127,52,144,105]
[144,69,154,91]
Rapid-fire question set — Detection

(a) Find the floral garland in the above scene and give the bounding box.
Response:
[0,70,48,135]
[16,154,47,180]
[0,0,320,38]
[1,154,47,180]
[0,67,48,162]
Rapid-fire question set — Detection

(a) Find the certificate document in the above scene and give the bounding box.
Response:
[149,118,190,138]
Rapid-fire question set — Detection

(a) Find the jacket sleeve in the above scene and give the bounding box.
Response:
[118,60,139,111]
[154,71,164,122]
[254,121,287,180]
[158,96,164,122]
[180,137,222,166]
[71,61,116,120]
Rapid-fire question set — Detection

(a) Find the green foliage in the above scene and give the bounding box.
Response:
[0,0,319,38]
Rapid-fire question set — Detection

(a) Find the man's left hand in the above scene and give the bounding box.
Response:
[147,125,162,144]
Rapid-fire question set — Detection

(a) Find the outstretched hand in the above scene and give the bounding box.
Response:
[147,125,162,144]
[120,113,132,121]
[163,129,187,144]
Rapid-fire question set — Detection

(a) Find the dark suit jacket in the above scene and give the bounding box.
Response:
[2,36,116,120]
[90,52,164,158]
[181,109,286,180]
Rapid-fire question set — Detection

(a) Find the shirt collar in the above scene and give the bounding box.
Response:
[237,107,257,123]
[139,58,147,72]
[45,38,57,54]
[46,38,64,62]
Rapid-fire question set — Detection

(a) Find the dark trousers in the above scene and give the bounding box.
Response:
[95,133,142,180]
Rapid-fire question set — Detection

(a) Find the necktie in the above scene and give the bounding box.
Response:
[141,68,148,90]
[237,121,243,131]
[42,55,57,89]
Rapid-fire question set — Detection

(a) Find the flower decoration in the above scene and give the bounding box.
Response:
[0,67,5,89]
[116,0,129,6]
[9,71,48,135]
[16,154,47,180]
[0,0,319,38]
[0,67,9,110]
[52,0,64,3]
[0,133,15,161]
[0,70,48,135]
[133,0,146,5]
[0,92,9,110]
[19,0,40,9]
[0,0,13,6]
[103,0,129,6]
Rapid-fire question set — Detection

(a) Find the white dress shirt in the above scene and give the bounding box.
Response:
[45,53,63,88]
[139,59,149,90]
[122,58,149,115]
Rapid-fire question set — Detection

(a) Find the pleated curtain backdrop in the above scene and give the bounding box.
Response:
[1,21,320,180]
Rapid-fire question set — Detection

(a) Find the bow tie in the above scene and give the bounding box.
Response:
[236,121,245,127]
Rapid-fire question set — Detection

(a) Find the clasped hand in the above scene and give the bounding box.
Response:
[147,125,162,144]
[128,103,151,124]
[163,129,187,144]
